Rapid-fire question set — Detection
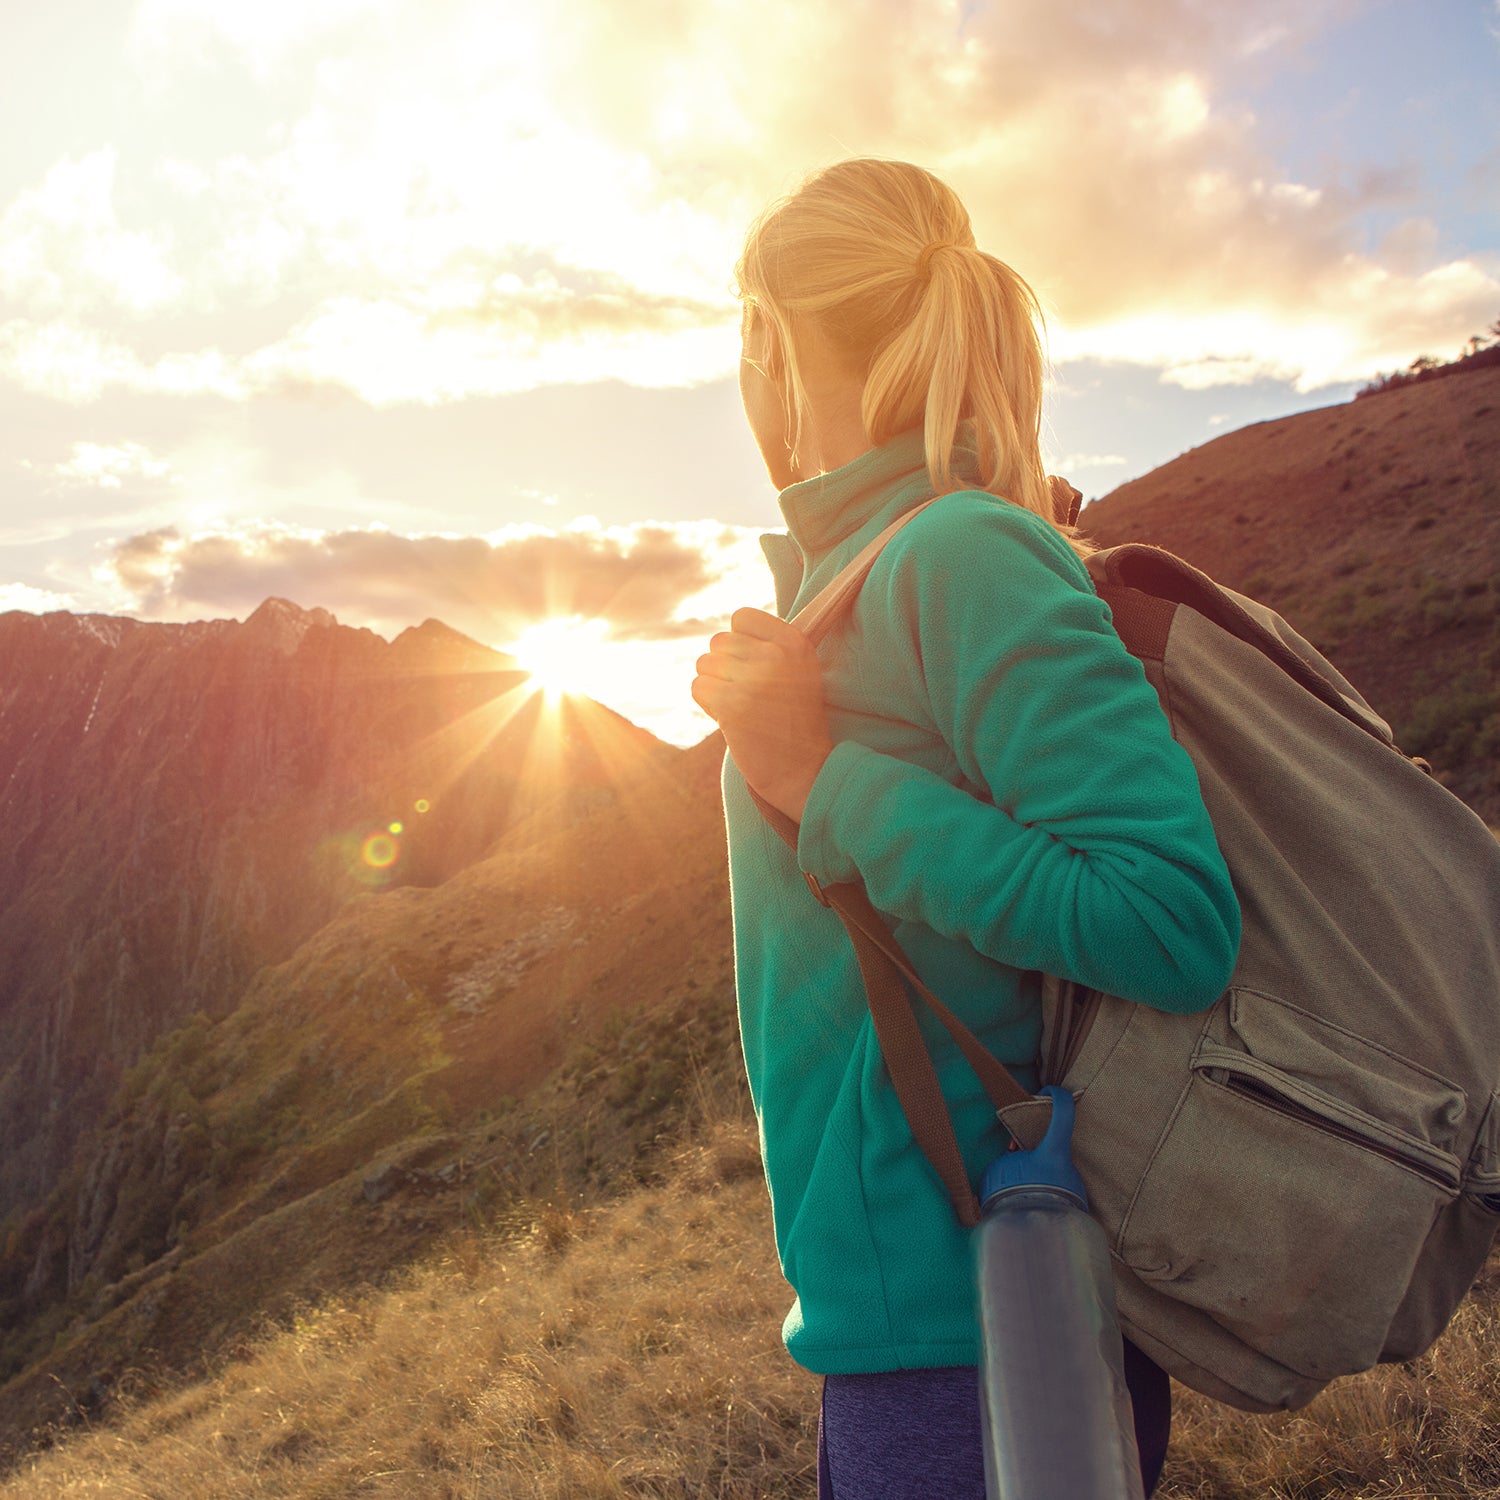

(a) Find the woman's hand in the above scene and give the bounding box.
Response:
[692,607,833,823]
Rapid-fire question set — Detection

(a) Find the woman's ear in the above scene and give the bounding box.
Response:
[761,324,784,384]
[743,304,785,384]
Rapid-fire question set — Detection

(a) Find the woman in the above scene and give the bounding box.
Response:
[691,159,1239,1500]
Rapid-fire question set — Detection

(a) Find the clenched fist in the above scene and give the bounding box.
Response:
[692,607,833,822]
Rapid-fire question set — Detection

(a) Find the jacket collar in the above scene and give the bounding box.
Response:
[775,427,931,554]
[759,428,983,617]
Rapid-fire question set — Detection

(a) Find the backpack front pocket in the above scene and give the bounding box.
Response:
[1114,992,1463,1383]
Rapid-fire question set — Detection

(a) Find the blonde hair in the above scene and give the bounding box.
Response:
[736,158,1087,550]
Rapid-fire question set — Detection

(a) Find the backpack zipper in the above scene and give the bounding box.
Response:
[1204,1068,1461,1193]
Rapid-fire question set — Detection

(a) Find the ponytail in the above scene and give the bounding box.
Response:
[736,159,1090,554]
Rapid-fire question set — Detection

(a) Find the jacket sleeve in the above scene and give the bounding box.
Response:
[794,494,1240,1013]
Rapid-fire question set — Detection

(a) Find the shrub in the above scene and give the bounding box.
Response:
[1397,667,1500,773]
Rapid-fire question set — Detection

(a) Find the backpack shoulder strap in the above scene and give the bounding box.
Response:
[747,785,1042,1227]
[1088,544,1401,748]
[792,500,938,646]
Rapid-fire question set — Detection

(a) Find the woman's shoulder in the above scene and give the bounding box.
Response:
[881,488,1093,592]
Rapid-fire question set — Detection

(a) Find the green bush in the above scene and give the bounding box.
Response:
[1398,666,1500,772]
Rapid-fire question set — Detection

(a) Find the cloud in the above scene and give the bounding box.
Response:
[1049,256,1500,392]
[3,0,1495,405]
[0,582,76,614]
[100,518,771,646]
[52,441,173,489]
[0,291,735,406]
[0,320,244,402]
[131,0,379,81]
[1049,452,1128,472]
[245,284,736,404]
[0,150,180,316]
[905,6,1498,389]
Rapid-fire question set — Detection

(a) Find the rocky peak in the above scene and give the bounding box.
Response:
[389,618,517,673]
[242,597,338,654]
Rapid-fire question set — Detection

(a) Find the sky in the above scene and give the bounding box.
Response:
[2,0,1497,746]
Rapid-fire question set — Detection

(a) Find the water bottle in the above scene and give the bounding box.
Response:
[975,1085,1145,1500]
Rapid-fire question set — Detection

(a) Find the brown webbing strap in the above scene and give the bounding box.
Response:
[791,500,938,645]
[750,481,1082,1222]
[749,786,1035,1227]
[840,905,985,1226]
[819,879,1033,1115]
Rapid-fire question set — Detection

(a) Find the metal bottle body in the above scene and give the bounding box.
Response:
[975,1182,1145,1500]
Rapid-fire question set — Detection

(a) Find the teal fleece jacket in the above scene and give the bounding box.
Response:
[721,428,1240,1375]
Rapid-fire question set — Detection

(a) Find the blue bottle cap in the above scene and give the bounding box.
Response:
[980,1085,1089,1211]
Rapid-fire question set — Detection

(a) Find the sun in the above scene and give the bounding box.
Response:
[510,615,613,697]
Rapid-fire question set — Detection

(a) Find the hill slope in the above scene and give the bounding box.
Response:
[1081,363,1498,817]
[0,598,672,1210]
[0,603,703,1446]
[0,704,728,1452]
[2,1116,1495,1500]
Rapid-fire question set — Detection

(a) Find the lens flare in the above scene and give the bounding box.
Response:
[388,821,404,834]
[362,831,400,869]
[415,798,430,813]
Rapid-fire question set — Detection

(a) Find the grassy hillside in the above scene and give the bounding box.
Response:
[1081,362,1499,820]
[0,1098,821,1500]
[0,732,736,1455]
[4,1096,1497,1498]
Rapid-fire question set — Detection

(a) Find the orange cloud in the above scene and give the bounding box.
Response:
[4,0,1493,404]
[102,519,768,646]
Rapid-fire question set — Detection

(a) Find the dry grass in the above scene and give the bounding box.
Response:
[1,1119,815,1500]
[1160,1279,1500,1499]
[5,1119,1498,1499]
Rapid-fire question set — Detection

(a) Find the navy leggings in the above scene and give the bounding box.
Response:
[816,1339,1171,1499]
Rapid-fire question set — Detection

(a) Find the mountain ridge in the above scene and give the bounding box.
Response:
[0,597,674,1218]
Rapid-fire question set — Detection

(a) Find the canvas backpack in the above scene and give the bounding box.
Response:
[754,489,1500,1414]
